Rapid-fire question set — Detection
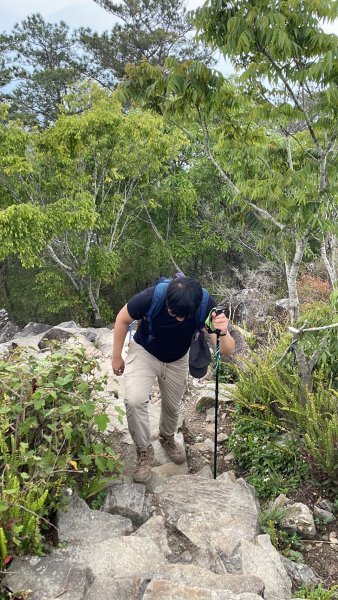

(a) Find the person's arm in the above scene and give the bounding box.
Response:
[209,310,235,356]
[112,304,134,375]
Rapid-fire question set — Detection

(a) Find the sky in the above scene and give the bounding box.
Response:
[0,0,337,33]
[0,0,204,32]
[0,0,336,76]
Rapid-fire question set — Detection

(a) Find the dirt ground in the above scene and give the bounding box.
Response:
[110,376,338,589]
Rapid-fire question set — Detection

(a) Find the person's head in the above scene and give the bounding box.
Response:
[166,277,203,320]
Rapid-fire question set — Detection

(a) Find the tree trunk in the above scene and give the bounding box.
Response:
[87,280,102,326]
[285,237,307,324]
[321,235,337,289]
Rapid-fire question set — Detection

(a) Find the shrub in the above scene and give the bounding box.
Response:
[227,415,309,499]
[259,505,303,562]
[0,345,123,564]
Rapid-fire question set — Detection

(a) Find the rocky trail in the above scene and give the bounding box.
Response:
[0,317,336,599]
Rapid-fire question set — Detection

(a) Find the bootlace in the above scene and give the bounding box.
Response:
[137,451,148,466]
[162,437,176,449]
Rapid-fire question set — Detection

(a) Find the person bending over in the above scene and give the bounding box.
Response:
[112,276,235,482]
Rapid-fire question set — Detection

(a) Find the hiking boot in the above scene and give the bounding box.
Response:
[159,434,186,464]
[133,445,154,483]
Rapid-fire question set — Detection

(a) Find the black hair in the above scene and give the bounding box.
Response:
[166,277,203,319]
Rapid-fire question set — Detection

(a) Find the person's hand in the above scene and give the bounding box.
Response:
[112,356,125,376]
[211,309,229,336]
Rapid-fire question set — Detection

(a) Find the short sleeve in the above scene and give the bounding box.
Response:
[127,287,154,320]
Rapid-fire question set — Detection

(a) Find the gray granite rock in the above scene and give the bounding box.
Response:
[4,556,93,600]
[103,481,147,525]
[177,510,258,562]
[142,579,263,600]
[240,534,292,600]
[84,576,147,600]
[57,535,167,579]
[313,505,335,524]
[14,322,50,337]
[153,475,260,526]
[281,556,321,588]
[58,495,133,545]
[132,515,170,555]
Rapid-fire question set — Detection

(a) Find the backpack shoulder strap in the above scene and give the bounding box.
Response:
[145,280,170,341]
[195,288,209,330]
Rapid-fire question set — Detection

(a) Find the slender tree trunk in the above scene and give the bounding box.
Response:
[87,279,102,326]
[285,236,307,324]
[321,235,337,289]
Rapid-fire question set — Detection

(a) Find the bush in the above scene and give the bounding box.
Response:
[0,345,123,564]
[227,415,308,499]
[228,325,337,488]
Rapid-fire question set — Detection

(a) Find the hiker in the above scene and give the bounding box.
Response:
[112,276,235,482]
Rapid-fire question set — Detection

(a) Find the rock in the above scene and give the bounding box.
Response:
[103,481,147,525]
[276,299,290,311]
[281,503,317,539]
[14,322,50,337]
[271,495,317,539]
[56,535,167,579]
[142,579,263,600]
[206,407,216,422]
[195,465,213,479]
[241,534,292,600]
[217,433,229,443]
[38,327,74,349]
[153,475,260,527]
[313,505,336,525]
[84,576,146,600]
[131,515,170,555]
[4,556,94,600]
[154,564,265,595]
[58,495,133,545]
[281,556,321,588]
[0,308,19,342]
[177,510,258,568]
[317,498,333,512]
[195,385,234,413]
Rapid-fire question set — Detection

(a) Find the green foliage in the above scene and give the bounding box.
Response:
[0,345,123,560]
[2,14,82,126]
[296,296,338,389]
[293,584,338,600]
[227,415,308,499]
[259,505,303,562]
[228,322,338,485]
[302,386,338,481]
[78,0,209,87]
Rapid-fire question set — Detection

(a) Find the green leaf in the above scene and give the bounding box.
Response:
[0,501,9,512]
[94,414,109,432]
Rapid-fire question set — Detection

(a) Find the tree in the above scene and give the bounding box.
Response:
[119,0,337,386]
[2,14,82,126]
[77,0,211,88]
[0,87,187,324]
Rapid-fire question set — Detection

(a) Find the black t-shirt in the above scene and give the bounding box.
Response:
[127,286,216,363]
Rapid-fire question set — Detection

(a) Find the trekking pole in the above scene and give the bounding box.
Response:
[213,330,220,479]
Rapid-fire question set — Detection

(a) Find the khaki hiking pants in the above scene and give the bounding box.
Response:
[124,340,189,451]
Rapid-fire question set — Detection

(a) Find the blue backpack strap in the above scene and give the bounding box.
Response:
[195,288,209,330]
[145,279,170,342]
